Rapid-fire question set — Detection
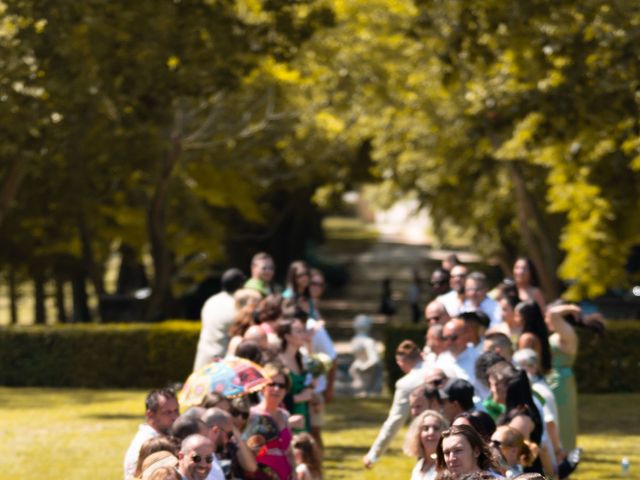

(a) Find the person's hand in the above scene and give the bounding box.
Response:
[289,414,305,429]
[362,454,374,469]
[295,388,314,403]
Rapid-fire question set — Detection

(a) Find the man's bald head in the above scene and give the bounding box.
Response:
[425,301,450,326]
[443,318,469,355]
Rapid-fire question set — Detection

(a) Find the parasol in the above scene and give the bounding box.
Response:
[179,356,269,408]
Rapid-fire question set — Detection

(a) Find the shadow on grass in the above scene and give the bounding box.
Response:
[83,413,141,420]
[0,387,143,409]
[323,396,393,432]
[579,394,640,434]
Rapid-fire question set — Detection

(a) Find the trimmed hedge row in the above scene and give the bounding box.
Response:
[383,321,640,394]
[0,321,199,388]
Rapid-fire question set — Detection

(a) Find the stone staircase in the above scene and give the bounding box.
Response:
[316,240,441,343]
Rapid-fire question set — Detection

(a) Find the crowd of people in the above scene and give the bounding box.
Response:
[122,251,605,480]
[363,254,605,479]
[124,253,333,480]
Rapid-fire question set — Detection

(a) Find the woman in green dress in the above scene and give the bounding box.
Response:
[545,302,605,456]
[277,316,313,433]
[545,303,580,454]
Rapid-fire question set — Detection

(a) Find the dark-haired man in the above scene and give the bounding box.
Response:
[437,264,468,316]
[438,378,476,422]
[124,388,180,479]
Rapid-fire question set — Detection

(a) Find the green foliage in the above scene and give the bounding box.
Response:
[298,0,640,299]
[0,321,199,387]
[383,321,640,393]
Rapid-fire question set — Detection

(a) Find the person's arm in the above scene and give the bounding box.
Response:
[362,378,413,467]
[231,426,258,474]
[532,287,546,313]
[324,362,337,403]
[546,420,564,462]
[539,442,557,480]
[546,305,579,356]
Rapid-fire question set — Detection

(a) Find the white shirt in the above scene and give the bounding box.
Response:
[462,296,502,328]
[123,424,159,479]
[205,455,225,480]
[410,459,436,480]
[436,290,464,317]
[193,291,237,370]
[305,317,337,393]
[436,345,489,400]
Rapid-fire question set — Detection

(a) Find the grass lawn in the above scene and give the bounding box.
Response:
[0,388,638,479]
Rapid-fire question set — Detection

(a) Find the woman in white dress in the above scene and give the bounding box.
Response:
[403,410,449,480]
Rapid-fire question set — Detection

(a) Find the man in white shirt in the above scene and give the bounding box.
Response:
[437,265,468,317]
[178,434,221,480]
[123,388,180,479]
[193,269,247,370]
[363,340,424,469]
[436,318,480,388]
[462,271,502,328]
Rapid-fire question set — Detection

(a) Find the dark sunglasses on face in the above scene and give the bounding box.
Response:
[442,334,458,342]
[268,382,287,389]
[230,409,249,420]
[191,453,214,464]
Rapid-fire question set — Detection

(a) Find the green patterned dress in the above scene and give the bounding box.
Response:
[547,334,578,451]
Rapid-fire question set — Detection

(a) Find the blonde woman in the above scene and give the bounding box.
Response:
[403,410,449,480]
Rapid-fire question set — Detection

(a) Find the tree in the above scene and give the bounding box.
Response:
[296,0,640,299]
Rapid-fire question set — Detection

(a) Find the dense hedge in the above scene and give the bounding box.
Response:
[0,321,199,388]
[383,321,640,394]
[2,320,638,392]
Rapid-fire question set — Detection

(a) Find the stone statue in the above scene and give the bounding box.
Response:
[349,314,383,397]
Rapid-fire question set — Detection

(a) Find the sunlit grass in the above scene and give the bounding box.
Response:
[0,389,637,479]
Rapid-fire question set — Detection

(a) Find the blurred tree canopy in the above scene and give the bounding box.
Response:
[1,0,639,323]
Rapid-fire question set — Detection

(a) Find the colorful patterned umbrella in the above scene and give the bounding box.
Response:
[179,357,269,408]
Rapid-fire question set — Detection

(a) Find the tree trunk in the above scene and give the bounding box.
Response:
[145,125,183,321]
[0,157,27,229]
[33,273,46,325]
[78,215,105,296]
[55,276,68,323]
[8,266,18,325]
[507,162,561,299]
[71,272,92,323]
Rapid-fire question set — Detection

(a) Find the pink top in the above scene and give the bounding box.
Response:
[247,408,293,480]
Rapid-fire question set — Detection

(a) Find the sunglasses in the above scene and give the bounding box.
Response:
[491,439,503,448]
[442,334,458,342]
[268,382,287,389]
[191,453,214,464]
[430,280,447,286]
[230,409,249,420]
